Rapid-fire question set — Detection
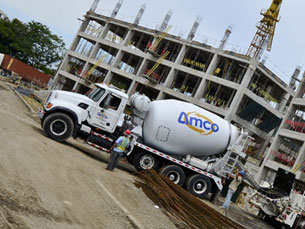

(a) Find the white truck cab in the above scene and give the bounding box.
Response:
[39,83,128,141]
[86,84,128,133]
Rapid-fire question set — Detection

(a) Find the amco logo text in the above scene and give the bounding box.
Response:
[178,111,219,135]
[97,112,108,120]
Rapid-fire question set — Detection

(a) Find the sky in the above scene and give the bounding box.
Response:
[1,0,305,84]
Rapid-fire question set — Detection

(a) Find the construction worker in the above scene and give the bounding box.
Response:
[106,129,131,171]
[221,168,245,216]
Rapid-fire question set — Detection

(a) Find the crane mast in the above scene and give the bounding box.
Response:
[246,0,282,60]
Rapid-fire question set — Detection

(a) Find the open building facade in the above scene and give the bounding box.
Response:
[52,9,305,188]
[258,73,305,191]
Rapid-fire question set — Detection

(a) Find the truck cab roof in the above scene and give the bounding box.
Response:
[95,83,128,99]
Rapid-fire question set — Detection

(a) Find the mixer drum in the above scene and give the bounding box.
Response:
[142,100,239,157]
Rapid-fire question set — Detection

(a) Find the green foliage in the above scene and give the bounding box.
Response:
[0,18,66,75]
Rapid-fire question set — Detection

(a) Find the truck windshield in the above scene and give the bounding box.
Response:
[87,88,106,102]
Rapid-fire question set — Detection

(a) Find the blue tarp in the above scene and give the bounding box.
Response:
[15,87,32,96]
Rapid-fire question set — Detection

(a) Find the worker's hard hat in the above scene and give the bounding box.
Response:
[239,170,245,176]
[124,129,131,135]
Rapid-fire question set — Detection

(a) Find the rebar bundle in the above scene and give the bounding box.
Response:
[135,169,245,229]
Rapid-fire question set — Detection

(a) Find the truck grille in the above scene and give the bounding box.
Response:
[44,92,52,106]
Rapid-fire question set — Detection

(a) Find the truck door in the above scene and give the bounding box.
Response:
[89,93,122,133]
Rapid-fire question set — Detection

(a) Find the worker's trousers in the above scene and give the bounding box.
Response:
[107,150,123,171]
[222,189,234,209]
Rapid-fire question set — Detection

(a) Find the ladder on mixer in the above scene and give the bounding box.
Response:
[220,151,241,177]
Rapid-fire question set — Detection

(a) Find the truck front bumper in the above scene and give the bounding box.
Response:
[37,107,45,119]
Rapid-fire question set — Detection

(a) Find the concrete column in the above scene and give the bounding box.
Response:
[90,41,101,60]
[256,135,272,159]
[291,142,305,172]
[257,167,269,184]
[81,63,91,77]
[278,93,290,113]
[206,53,219,75]
[224,60,257,121]
[52,73,66,90]
[148,36,158,51]
[70,19,90,51]
[127,80,137,96]
[52,55,70,89]
[256,133,281,182]
[71,60,92,92]
[104,71,113,84]
[111,50,124,68]
[194,76,206,100]
[174,44,187,65]
[193,53,219,100]
[100,22,110,40]
[189,53,218,99]
[156,91,165,100]
[284,97,297,122]
[80,17,90,33]
[265,85,272,99]
[71,81,80,92]
[163,68,176,88]
[123,29,133,46]
[136,58,148,76]
[296,72,305,98]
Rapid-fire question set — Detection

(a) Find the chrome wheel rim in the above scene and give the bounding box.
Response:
[167,171,180,184]
[193,179,207,194]
[50,119,67,136]
[139,155,154,169]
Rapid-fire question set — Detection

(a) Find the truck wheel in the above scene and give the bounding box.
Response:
[160,165,185,186]
[186,174,211,199]
[43,113,74,142]
[133,152,160,171]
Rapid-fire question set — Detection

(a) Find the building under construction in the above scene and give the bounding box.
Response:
[257,71,305,191]
[53,0,297,172]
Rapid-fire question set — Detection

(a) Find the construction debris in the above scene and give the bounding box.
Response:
[135,169,246,229]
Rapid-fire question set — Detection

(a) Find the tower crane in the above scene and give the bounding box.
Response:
[246,0,282,60]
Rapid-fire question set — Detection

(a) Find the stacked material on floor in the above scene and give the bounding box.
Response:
[135,169,245,229]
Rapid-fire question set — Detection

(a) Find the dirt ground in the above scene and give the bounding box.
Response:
[0,78,277,229]
[0,79,176,228]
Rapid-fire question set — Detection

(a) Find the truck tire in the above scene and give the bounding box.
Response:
[43,112,74,142]
[160,165,185,186]
[186,174,211,199]
[133,152,160,171]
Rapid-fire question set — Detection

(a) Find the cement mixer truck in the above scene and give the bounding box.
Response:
[38,83,259,198]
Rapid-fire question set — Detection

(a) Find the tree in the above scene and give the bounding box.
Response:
[0,18,66,75]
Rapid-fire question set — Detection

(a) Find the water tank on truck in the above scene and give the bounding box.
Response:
[142,100,239,157]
